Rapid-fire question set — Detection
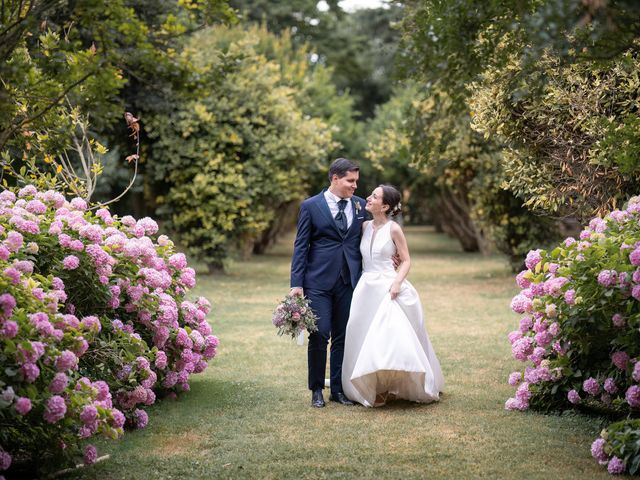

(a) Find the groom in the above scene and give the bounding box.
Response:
[290,158,367,408]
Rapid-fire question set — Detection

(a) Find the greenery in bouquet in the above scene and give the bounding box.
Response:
[272,295,318,340]
[0,185,218,476]
[505,195,640,475]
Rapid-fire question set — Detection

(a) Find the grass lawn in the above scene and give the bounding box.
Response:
[71,226,614,479]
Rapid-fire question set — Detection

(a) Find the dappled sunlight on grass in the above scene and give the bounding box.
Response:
[72,227,610,479]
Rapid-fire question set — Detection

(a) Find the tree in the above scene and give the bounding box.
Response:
[146,26,336,271]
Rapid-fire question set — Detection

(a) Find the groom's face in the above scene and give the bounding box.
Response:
[331,170,359,199]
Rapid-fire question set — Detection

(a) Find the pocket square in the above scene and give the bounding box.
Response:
[357,216,364,220]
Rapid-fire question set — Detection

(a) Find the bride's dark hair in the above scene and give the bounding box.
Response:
[379,184,402,217]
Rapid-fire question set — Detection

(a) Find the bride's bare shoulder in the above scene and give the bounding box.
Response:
[362,220,371,231]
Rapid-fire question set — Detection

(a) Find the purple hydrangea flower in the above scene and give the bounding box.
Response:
[568,389,581,404]
[15,397,32,415]
[625,385,640,407]
[612,351,629,370]
[608,456,625,475]
[591,437,608,463]
[43,395,67,423]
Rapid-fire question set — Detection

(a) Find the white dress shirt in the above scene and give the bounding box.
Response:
[324,190,353,229]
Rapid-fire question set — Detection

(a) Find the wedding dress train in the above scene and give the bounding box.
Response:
[342,221,444,407]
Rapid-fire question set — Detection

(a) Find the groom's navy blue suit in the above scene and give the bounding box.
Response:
[291,191,367,395]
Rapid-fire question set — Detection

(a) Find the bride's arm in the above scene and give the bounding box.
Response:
[389,222,411,300]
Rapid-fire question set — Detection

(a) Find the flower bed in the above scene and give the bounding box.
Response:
[506,196,640,475]
[0,186,218,476]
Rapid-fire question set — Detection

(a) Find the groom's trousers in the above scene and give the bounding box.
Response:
[306,273,353,396]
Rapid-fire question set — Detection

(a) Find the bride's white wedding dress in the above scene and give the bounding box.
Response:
[342,221,444,407]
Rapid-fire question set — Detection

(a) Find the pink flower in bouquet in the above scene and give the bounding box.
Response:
[44,395,67,423]
[568,389,581,404]
[612,351,629,370]
[583,378,600,396]
[15,397,32,415]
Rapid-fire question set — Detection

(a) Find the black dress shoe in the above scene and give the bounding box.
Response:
[329,392,354,405]
[311,389,325,408]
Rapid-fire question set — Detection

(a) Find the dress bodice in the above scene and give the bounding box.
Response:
[360,221,396,274]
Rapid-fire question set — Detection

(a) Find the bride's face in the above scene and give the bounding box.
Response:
[366,187,389,215]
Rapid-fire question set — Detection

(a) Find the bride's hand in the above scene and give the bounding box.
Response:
[389,282,401,300]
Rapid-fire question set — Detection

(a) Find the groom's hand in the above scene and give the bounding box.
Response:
[392,254,401,270]
[290,287,304,297]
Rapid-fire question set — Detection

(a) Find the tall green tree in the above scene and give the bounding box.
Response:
[146,26,336,270]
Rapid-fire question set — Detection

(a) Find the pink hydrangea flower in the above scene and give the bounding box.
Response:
[0,450,11,471]
[568,389,581,404]
[591,437,608,463]
[515,271,531,289]
[597,270,617,287]
[510,294,533,314]
[133,408,148,429]
[525,249,542,270]
[63,255,80,270]
[604,378,618,394]
[15,397,32,415]
[612,351,629,370]
[612,313,625,328]
[43,395,67,423]
[55,350,78,372]
[630,248,640,266]
[608,456,625,475]
[633,362,640,382]
[583,377,600,396]
[48,372,69,394]
[84,444,98,465]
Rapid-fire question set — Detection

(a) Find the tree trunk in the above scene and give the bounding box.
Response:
[435,186,482,252]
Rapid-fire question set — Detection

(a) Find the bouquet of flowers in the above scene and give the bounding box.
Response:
[272,294,318,341]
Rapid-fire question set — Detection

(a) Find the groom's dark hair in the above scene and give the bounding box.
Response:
[328,158,359,182]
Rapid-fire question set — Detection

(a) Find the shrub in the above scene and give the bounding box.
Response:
[505,195,640,475]
[0,186,218,476]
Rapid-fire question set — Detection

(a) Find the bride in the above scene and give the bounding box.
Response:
[342,184,444,407]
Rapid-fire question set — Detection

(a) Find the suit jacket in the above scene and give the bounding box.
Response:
[290,191,367,291]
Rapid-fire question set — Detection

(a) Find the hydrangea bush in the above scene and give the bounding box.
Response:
[506,195,640,475]
[0,186,218,476]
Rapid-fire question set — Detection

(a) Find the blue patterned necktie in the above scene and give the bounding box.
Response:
[335,199,348,233]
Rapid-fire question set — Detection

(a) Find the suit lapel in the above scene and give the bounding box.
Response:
[314,191,342,236]
[345,198,362,237]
